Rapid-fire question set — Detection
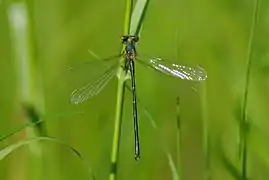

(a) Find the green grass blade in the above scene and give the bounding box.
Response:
[239,0,260,179]
[123,0,133,35]
[167,153,179,180]
[220,154,243,180]
[7,2,45,179]
[7,1,45,134]
[109,0,133,179]
[0,111,84,142]
[109,78,126,180]
[130,0,150,35]
[125,85,179,180]
[215,138,249,180]
[140,100,179,180]
[0,137,96,180]
[8,3,36,105]
[175,97,182,180]
[248,124,269,171]
[200,82,210,180]
[109,0,150,179]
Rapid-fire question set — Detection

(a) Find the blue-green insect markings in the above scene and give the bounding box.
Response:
[122,35,140,160]
[70,35,208,161]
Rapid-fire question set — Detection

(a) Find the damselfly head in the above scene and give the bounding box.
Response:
[121,35,128,43]
[121,35,139,44]
[132,36,139,42]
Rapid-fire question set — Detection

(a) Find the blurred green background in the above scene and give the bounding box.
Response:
[1,0,269,179]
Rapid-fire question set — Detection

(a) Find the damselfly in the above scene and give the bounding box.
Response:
[69,35,207,161]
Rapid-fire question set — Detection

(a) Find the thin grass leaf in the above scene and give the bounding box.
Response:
[87,48,102,60]
[7,2,46,179]
[220,154,243,180]
[109,1,133,179]
[248,124,269,170]
[200,82,210,180]
[214,138,250,180]
[123,0,133,35]
[0,111,84,142]
[109,78,126,180]
[0,136,96,180]
[130,0,150,36]
[167,153,179,180]
[215,136,239,179]
[234,99,250,160]
[174,25,183,180]
[109,0,150,179]
[175,97,182,180]
[125,85,179,180]
[8,1,45,134]
[239,0,260,178]
[8,2,36,105]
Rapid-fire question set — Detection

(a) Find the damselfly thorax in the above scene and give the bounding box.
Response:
[122,35,138,60]
[122,36,138,72]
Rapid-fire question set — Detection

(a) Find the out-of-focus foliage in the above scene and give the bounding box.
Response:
[1,0,269,179]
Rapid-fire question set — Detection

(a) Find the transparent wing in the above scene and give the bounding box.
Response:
[68,54,120,79]
[137,56,207,81]
[70,63,118,104]
[68,55,121,104]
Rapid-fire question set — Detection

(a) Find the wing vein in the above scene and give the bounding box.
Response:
[70,64,118,104]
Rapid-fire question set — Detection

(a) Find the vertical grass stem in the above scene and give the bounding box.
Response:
[109,72,126,180]
[109,0,133,180]
[176,97,182,180]
[240,0,260,179]
[7,2,45,180]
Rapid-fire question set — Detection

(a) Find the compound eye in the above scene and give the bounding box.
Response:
[121,36,128,42]
[131,36,139,42]
[134,36,139,42]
